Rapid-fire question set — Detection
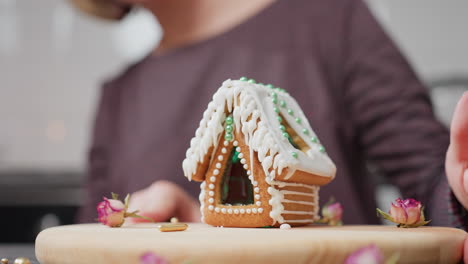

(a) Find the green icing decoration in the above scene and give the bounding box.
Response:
[291,152,298,158]
[282,132,289,138]
[224,133,233,141]
[225,116,233,125]
[225,125,233,132]
[311,137,318,143]
[232,151,241,163]
[287,109,294,115]
[279,125,286,131]
[272,97,278,104]
[280,100,286,108]
[295,117,302,124]
[277,115,283,123]
[239,77,248,81]
[274,106,280,113]
[319,146,326,153]
[271,92,277,99]
[248,79,256,84]
[302,128,309,135]
[266,84,274,89]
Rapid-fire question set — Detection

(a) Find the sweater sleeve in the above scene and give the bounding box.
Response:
[76,83,116,223]
[342,0,454,226]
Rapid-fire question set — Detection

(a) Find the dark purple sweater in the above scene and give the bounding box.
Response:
[78,0,459,226]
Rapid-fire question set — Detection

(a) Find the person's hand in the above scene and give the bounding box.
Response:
[127,180,201,223]
[446,92,468,209]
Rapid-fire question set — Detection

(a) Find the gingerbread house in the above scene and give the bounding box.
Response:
[182,78,336,227]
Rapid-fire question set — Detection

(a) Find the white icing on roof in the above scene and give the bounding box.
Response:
[182,79,336,182]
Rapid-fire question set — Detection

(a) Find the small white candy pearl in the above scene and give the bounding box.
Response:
[246,209,252,214]
[210,176,216,182]
[280,224,291,229]
[247,170,251,175]
[215,207,220,213]
[240,209,245,214]
[208,205,214,211]
[208,198,214,203]
[236,147,241,152]
[258,208,264,213]
[252,181,258,186]
[256,201,261,206]
[223,141,229,146]
[216,163,222,169]
[234,209,239,214]
[221,208,227,214]
[238,153,244,159]
[221,148,227,154]
[218,155,223,161]
[243,164,249,170]
[213,169,220,175]
[255,194,260,200]
[248,175,253,180]
[254,187,260,193]
[233,141,239,146]
[228,209,233,214]
[209,191,214,196]
[252,208,258,214]
[209,184,215,189]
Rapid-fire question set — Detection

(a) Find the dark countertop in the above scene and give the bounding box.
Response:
[0,244,38,263]
[0,170,84,206]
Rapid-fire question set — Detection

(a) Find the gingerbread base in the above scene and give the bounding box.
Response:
[36,223,465,264]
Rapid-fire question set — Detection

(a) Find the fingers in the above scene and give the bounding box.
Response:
[450,92,468,160]
[127,180,201,224]
[446,92,468,209]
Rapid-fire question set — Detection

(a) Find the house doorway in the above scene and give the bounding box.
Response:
[220,149,254,205]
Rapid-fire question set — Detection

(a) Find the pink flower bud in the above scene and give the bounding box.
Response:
[140,252,169,264]
[97,197,126,227]
[322,202,343,221]
[389,198,422,225]
[344,244,384,264]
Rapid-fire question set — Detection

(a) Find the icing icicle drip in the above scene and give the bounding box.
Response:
[267,187,285,224]
[199,181,206,223]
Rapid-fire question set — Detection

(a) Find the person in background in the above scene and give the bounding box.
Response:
[71,0,468,230]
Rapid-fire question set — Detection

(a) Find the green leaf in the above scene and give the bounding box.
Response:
[126,213,155,223]
[385,252,400,264]
[124,194,131,208]
[376,208,398,224]
[420,206,426,222]
[323,197,336,207]
[111,192,119,200]
[404,220,431,228]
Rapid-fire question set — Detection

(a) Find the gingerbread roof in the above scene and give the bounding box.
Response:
[182,79,336,184]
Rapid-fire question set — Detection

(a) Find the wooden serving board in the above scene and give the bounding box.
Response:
[35,223,465,264]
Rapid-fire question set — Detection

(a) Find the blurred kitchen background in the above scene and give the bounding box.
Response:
[0,0,467,244]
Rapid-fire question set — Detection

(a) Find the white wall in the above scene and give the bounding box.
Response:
[0,0,466,171]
